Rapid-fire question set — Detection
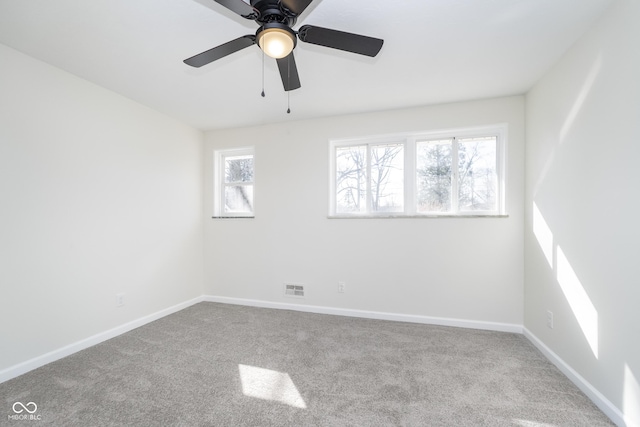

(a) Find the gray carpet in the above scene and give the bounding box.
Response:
[1,302,613,426]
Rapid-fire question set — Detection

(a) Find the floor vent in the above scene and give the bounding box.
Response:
[284,283,305,298]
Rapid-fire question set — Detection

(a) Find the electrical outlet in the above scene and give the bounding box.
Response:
[338,281,346,293]
[546,310,554,329]
[116,293,125,307]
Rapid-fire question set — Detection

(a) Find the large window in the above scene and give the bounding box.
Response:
[214,147,254,218]
[330,126,506,217]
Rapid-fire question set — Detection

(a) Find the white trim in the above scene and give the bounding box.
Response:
[0,296,204,384]
[202,295,522,333]
[523,327,628,427]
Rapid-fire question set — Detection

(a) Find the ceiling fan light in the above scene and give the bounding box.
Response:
[258,28,295,59]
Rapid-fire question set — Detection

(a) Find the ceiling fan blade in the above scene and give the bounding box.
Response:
[213,0,259,19]
[184,35,256,68]
[276,53,301,91]
[279,0,314,16]
[298,25,383,57]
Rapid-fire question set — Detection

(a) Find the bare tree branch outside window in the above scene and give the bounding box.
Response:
[417,139,453,212]
[335,144,404,213]
[224,155,254,213]
[458,137,497,211]
[371,144,403,212]
[336,146,366,213]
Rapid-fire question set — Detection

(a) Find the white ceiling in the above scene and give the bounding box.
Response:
[0,0,613,131]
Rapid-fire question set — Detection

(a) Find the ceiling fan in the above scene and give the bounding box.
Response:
[184,0,384,92]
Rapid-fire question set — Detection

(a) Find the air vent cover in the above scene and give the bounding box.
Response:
[284,283,305,298]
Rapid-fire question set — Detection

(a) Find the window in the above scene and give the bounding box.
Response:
[335,142,405,214]
[214,147,254,218]
[330,126,505,217]
[417,136,499,213]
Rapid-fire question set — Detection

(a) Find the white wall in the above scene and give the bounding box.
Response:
[204,96,524,327]
[524,0,640,424]
[0,44,204,372]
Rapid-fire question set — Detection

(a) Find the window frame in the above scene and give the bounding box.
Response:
[329,125,507,218]
[213,147,255,218]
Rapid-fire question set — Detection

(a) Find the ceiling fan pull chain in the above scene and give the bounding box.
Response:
[287,57,291,114]
[261,50,266,97]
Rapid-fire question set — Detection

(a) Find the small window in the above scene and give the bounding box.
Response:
[214,147,254,218]
[330,126,505,217]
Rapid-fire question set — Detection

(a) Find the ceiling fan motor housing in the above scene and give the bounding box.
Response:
[256,23,297,43]
[251,0,298,26]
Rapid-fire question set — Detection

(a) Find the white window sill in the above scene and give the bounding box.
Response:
[327,214,509,219]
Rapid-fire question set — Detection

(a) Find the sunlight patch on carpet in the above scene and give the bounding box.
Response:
[513,419,557,427]
[238,364,307,409]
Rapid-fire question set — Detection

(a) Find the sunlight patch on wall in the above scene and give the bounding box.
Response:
[623,363,640,426]
[556,246,599,358]
[533,202,554,267]
[532,148,556,200]
[531,202,599,359]
[238,364,307,409]
[533,55,602,198]
[559,53,602,143]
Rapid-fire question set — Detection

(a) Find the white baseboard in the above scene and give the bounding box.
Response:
[0,296,204,384]
[523,327,628,427]
[202,295,523,333]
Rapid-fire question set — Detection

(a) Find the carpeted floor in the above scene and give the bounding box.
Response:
[0,302,613,426]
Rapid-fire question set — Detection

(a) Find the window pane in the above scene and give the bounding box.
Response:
[458,137,497,211]
[335,146,366,213]
[416,139,452,212]
[225,155,254,183]
[371,143,404,212]
[224,185,254,213]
